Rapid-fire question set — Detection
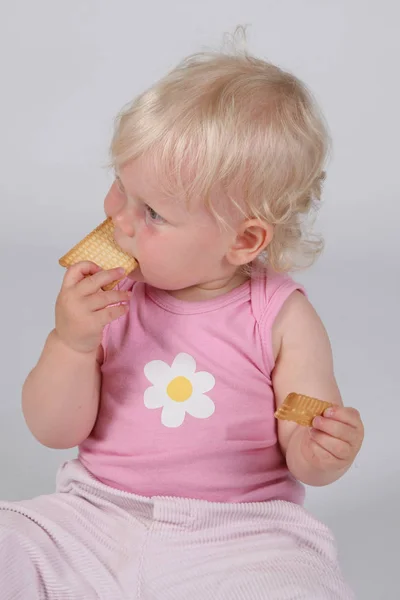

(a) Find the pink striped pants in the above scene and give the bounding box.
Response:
[0,459,354,599]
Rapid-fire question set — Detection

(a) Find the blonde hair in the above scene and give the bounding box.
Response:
[109,33,330,272]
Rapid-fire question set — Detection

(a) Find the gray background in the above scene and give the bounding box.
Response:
[0,1,399,598]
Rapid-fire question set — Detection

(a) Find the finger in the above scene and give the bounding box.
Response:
[96,302,130,327]
[312,416,357,445]
[62,261,102,288]
[323,405,361,428]
[307,438,339,464]
[89,290,131,311]
[309,429,352,461]
[78,268,126,296]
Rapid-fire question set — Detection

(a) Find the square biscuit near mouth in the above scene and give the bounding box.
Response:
[59,217,137,291]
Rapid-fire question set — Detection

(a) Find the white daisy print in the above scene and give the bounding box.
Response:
[143,353,216,428]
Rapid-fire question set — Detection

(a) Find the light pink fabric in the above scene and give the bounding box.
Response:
[79,269,306,503]
[0,459,354,599]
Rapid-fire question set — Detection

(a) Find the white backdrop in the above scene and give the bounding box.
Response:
[0,2,399,598]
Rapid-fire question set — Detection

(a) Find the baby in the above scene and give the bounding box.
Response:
[0,42,364,599]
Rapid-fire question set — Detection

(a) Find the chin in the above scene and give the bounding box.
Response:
[128,263,192,291]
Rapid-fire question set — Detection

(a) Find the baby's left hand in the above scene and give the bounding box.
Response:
[301,405,364,473]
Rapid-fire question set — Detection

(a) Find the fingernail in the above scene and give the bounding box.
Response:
[324,408,334,418]
[313,416,322,427]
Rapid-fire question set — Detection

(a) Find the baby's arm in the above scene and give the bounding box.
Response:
[22,331,102,449]
[272,291,364,486]
[22,262,129,449]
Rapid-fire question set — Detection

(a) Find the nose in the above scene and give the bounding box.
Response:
[104,183,135,237]
[113,211,135,238]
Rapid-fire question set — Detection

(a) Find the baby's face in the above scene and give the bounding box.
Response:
[104,156,239,292]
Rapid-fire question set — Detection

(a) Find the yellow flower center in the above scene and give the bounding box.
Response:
[167,376,193,403]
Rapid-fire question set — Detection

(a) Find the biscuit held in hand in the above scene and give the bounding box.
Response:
[275,393,333,427]
[59,217,137,290]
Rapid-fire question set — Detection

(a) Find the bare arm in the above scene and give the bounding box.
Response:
[22,330,102,449]
[272,291,363,487]
[21,262,130,450]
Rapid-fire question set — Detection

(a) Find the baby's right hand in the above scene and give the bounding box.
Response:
[55,261,131,354]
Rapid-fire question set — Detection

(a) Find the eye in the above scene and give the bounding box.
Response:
[145,205,165,224]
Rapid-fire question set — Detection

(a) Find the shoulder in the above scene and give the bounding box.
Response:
[251,267,306,327]
[273,290,324,345]
[272,290,331,363]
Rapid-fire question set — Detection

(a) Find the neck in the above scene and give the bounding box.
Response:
[167,270,249,302]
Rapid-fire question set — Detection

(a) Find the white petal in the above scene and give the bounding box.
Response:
[144,386,165,409]
[191,371,215,394]
[171,353,197,378]
[185,394,215,419]
[144,360,172,387]
[161,404,186,428]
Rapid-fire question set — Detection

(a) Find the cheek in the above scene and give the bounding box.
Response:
[138,227,179,267]
[134,224,161,256]
[190,224,227,258]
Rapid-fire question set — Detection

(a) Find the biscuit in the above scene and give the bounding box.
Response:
[59,217,137,290]
[274,393,333,427]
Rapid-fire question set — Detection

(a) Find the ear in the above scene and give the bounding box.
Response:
[226,219,273,266]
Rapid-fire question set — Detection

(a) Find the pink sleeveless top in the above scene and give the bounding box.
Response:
[78,269,306,504]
